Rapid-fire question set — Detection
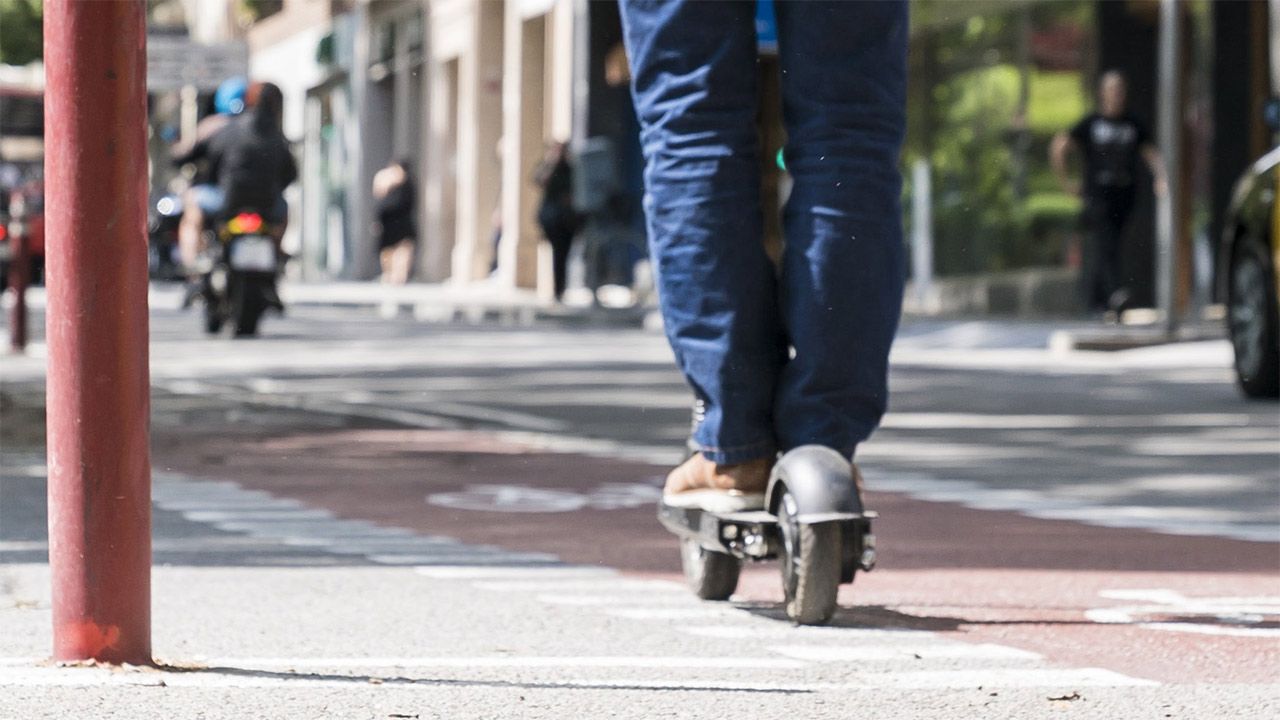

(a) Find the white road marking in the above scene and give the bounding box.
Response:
[0,664,1156,690]
[155,498,307,511]
[847,667,1157,688]
[368,553,560,566]
[472,579,685,593]
[1086,589,1280,638]
[535,593,698,607]
[881,412,1257,430]
[870,474,1279,543]
[771,643,1042,662]
[197,656,807,670]
[678,625,923,640]
[0,541,47,552]
[415,566,615,580]
[212,521,414,538]
[607,607,748,620]
[426,482,663,513]
[180,509,335,523]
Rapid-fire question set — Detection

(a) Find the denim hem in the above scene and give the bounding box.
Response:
[693,439,777,465]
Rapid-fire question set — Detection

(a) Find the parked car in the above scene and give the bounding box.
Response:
[1221,107,1280,399]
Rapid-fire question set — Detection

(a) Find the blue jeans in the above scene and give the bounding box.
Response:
[620,0,907,464]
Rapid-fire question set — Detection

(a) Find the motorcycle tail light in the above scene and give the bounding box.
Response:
[230,213,264,234]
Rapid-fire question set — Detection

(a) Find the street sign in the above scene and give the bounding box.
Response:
[147,35,248,92]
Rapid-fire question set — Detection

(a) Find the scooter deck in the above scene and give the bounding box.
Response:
[659,501,876,570]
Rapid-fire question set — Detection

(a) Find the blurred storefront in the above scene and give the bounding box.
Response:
[220,0,1275,311]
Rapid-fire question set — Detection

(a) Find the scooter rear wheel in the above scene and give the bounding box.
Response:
[778,490,841,625]
[680,537,740,601]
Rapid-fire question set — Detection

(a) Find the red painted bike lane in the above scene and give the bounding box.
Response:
[155,427,1280,686]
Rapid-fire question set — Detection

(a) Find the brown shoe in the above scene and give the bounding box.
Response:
[662,454,772,512]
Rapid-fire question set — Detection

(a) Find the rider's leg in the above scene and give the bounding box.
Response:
[621,0,784,480]
[771,0,908,457]
[178,189,204,272]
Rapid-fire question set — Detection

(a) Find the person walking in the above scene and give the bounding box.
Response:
[534,141,580,301]
[373,159,418,285]
[1052,70,1168,317]
[619,1,907,509]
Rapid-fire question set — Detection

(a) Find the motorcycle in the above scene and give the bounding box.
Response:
[198,210,284,337]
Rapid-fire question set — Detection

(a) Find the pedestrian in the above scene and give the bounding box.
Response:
[620,1,907,508]
[534,141,579,301]
[1051,70,1168,318]
[373,158,418,286]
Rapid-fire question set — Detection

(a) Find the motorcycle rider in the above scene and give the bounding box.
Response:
[178,81,295,239]
[172,77,247,272]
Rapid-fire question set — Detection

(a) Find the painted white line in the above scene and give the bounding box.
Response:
[1085,589,1280,637]
[607,607,747,620]
[368,553,560,566]
[847,667,1157,688]
[471,579,685,593]
[0,541,47,552]
[200,656,807,670]
[414,566,616,580]
[0,665,1155,690]
[880,412,1259,430]
[320,535,465,550]
[156,499,306,511]
[0,667,812,691]
[535,593,698,607]
[872,473,1280,544]
[771,643,1042,662]
[181,509,335,523]
[212,521,414,538]
[679,625,924,640]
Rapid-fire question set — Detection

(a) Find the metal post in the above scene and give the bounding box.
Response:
[1156,0,1182,335]
[44,0,152,665]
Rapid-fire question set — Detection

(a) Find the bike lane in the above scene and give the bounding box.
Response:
[153,426,1280,686]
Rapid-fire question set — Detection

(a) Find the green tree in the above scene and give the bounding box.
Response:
[0,0,42,66]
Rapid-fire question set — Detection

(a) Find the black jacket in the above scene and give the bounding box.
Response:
[183,110,297,218]
[376,175,417,248]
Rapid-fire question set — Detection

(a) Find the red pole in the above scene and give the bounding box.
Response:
[44,0,151,664]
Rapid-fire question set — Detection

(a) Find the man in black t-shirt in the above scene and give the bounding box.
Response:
[1051,70,1167,315]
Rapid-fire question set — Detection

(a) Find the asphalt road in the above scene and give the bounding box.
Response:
[2,298,1278,717]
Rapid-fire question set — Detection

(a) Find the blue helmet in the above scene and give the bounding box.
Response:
[214,77,248,115]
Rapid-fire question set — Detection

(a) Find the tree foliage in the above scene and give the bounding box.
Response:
[906,0,1093,276]
[0,0,42,67]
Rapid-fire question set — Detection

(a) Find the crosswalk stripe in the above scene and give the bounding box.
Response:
[471,578,685,593]
[369,553,560,566]
[180,509,335,522]
[771,643,1042,662]
[535,593,698,607]
[846,667,1157,688]
[607,607,746,620]
[415,566,612,580]
[678,624,929,640]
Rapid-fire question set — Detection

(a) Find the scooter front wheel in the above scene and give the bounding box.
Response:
[680,537,740,601]
[778,490,841,625]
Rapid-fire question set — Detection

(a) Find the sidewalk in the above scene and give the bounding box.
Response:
[5,281,652,329]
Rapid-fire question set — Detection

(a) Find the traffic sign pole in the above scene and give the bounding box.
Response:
[44,0,152,665]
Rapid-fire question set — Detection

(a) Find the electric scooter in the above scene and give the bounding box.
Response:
[658,445,876,625]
